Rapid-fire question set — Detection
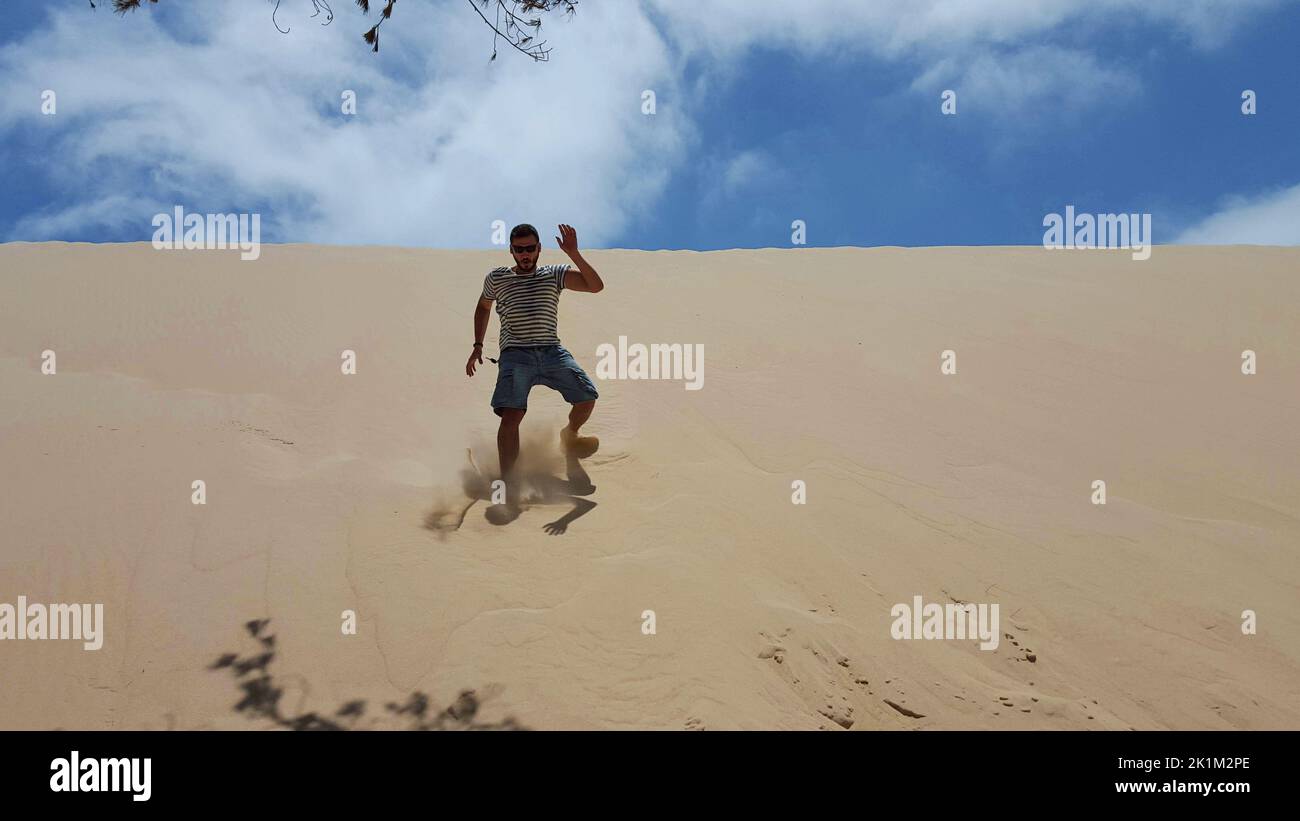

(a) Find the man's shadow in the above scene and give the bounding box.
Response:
[427,449,597,534]
[485,451,597,532]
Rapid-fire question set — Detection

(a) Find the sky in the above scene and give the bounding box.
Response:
[1,0,1297,250]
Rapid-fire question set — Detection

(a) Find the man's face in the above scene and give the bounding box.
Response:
[510,234,540,272]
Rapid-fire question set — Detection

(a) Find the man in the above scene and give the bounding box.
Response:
[466,222,603,506]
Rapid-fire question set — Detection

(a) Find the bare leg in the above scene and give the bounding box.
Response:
[497,408,526,489]
[560,400,598,456]
[565,400,595,435]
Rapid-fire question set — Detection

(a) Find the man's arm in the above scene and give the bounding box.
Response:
[467,296,493,376]
[563,256,604,293]
[478,296,491,340]
[555,224,603,293]
[474,296,492,346]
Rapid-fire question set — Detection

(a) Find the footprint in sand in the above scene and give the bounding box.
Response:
[1003,630,1039,664]
[818,705,855,729]
[759,630,872,727]
[757,644,786,662]
[757,631,787,664]
[884,699,925,719]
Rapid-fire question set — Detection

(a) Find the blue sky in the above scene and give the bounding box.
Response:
[1,0,1297,249]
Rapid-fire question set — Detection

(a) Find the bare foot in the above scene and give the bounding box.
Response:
[485,501,522,525]
[560,427,600,458]
[485,479,525,524]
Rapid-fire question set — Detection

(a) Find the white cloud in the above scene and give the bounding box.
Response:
[1,3,691,246]
[1175,183,1300,245]
[10,193,160,239]
[722,149,772,195]
[646,0,1288,59]
[649,0,1286,127]
[691,147,792,218]
[910,46,1138,117]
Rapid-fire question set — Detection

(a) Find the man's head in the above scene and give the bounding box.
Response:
[509,223,541,273]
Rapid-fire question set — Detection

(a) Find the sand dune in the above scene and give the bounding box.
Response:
[1,242,1297,730]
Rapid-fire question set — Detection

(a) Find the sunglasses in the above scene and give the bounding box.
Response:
[510,243,538,254]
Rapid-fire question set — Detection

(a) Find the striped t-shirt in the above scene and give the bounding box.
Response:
[481,263,571,351]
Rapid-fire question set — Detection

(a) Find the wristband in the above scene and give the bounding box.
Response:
[473,342,483,347]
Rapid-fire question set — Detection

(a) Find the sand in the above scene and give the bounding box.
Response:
[1,241,1297,730]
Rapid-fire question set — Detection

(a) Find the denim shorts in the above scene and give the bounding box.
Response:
[491,344,599,415]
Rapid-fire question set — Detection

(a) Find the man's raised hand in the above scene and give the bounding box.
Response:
[556,223,578,256]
